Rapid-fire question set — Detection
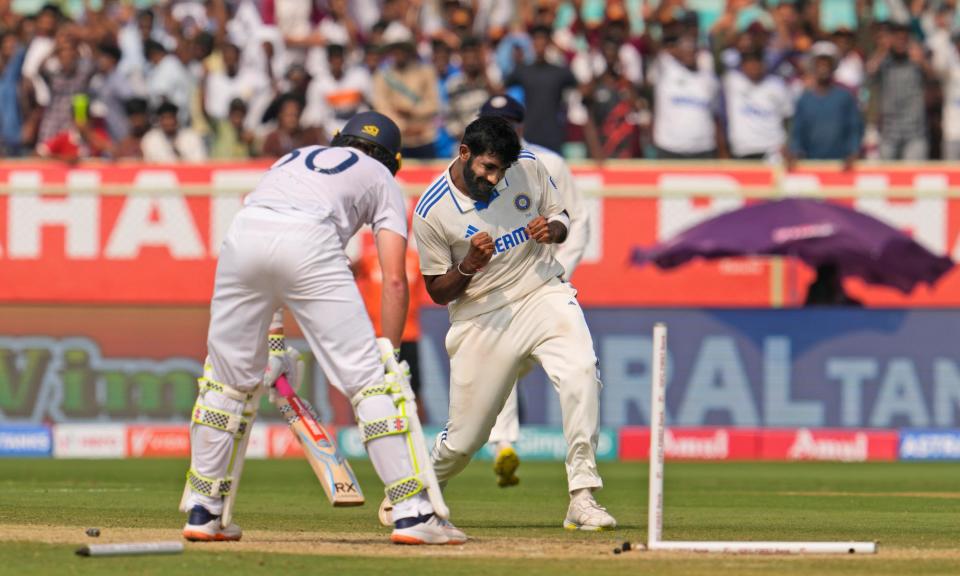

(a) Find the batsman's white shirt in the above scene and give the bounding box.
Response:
[245,144,407,246]
[413,150,565,321]
[209,144,407,394]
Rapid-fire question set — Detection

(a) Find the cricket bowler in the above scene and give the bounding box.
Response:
[414,115,615,531]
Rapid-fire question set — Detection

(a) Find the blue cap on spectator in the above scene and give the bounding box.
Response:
[479,95,525,124]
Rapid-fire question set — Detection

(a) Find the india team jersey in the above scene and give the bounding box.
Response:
[413,150,566,321]
[244,145,408,247]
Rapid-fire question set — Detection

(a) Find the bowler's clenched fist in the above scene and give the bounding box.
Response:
[461,232,494,274]
[526,216,552,244]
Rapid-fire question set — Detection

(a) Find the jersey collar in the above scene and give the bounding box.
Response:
[445,159,507,213]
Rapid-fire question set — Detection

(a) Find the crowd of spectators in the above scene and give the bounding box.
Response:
[3,0,960,165]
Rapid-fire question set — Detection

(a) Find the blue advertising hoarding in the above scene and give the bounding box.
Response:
[899,429,960,460]
[414,308,960,429]
[0,425,52,456]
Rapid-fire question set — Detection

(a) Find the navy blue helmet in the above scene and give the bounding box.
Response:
[340,111,401,156]
[334,111,403,174]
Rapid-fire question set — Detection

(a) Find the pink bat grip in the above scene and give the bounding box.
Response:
[273,374,295,398]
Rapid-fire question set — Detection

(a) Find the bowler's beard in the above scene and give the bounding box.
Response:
[463,159,495,201]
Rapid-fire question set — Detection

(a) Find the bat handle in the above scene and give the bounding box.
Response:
[274,374,294,397]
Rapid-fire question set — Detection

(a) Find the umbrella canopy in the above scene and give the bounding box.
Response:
[632,198,954,294]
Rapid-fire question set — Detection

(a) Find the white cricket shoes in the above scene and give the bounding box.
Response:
[391,513,468,545]
[182,505,243,541]
[563,490,617,531]
[493,445,520,487]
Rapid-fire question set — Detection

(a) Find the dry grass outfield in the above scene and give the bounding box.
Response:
[4,523,960,563]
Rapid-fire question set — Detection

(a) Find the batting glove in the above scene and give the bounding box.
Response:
[265,339,304,403]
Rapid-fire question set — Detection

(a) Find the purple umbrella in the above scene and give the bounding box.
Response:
[632,198,954,294]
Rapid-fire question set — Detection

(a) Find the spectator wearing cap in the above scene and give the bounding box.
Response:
[651,32,724,159]
[372,25,440,158]
[303,43,372,141]
[141,101,207,162]
[210,97,256,159]
[928,19,960,160]
[0,31,25,156]
[866,22,931,160]
[504,25,579,155]
[722,49,793,161]
[261,92,325,157]
[788,42,862,169]
[90,42,134,142]
[115,97,150,159]
[446,36,495,144]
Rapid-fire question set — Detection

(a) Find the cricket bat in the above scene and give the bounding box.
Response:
[272,374,365,506]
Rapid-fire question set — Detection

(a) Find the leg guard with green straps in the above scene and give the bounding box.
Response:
[179,359,261,528]
[350,339,449,520]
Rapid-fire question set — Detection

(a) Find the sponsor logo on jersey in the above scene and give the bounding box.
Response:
[493,226,529,255]
[464,224,479,238]
[361,125,380,137]
[514,194,531,211]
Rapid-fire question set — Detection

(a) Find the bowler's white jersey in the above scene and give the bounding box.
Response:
[245,145,408,247]
[413,150,566,321]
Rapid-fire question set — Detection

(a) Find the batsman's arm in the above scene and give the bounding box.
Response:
[375,228,409,349]
[423,232,494,305]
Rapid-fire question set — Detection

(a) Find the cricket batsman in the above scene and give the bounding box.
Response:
[179,111,467,545]
[413,115,616,530]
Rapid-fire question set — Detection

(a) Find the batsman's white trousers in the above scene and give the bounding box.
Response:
[433,278,603,493]
[207,207,383,397]
[191,206,430,519]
